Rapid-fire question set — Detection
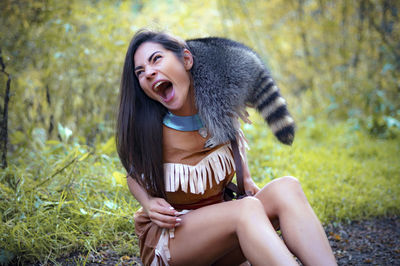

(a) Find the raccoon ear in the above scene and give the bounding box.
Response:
[182,49,193,70]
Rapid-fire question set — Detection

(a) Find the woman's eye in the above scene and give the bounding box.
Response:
[153,55,162,62]
[136,70,143,77]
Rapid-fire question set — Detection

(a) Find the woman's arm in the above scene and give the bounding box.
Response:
[127,177,181,229]
[237,135,260,196]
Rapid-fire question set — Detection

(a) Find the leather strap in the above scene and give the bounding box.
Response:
[231,138,246,195]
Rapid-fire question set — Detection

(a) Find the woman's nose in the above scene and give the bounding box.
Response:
[145,67,156,79]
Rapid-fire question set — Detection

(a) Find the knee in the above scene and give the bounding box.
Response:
[269,176,308,210]
[276,176,302,190]
[274,176,303,192]
[239,196,264,213]
[236,197,265,223]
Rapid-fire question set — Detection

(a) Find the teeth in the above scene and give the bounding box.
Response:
[154,81,164,91]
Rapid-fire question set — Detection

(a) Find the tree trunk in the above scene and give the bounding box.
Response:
[0,48,11,169]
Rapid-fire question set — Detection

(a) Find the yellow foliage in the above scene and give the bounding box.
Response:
[112,171,127,186]
[98,137,116,155]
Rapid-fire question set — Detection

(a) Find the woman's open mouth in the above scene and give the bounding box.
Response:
[153,80,174,102]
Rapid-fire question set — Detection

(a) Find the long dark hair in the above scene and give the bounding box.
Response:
[116,30,187,198]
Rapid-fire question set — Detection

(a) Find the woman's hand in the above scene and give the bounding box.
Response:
[143,197,181,229]
[126,178,181,229]
[244,177,260,196]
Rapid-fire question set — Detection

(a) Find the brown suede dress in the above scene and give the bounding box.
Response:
[134,125,246,266]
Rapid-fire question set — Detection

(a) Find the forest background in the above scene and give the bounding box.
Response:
[0,0,399,264]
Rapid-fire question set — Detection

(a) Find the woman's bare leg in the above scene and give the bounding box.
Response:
[169,197,297,266]
[255,176,337,266]
[212,176,336,266]
[211,246,246,266]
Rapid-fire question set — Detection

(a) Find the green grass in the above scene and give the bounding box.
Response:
[1,115,399,264]
[0,139,140,264]
[245,112,400,224]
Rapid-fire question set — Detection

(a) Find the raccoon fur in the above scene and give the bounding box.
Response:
[186,37,296,147]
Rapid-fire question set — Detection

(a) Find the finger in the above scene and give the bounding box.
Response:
[246,190,254,196]
[152,218,181,229]
[150,212,181,225]
[155,199,179,215]
[153,220,178,229]
[157,206,179,216]
[149,204,178,216]
[246,185,259,196]
[150,214,176,227]
[252,187,260,194]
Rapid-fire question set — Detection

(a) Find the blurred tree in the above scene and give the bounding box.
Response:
[1,0,133,149]
[217,0,400,136]
[0,0,224,155]
[0,0,398,162]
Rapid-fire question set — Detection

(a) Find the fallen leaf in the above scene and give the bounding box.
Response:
[332,233,341,241]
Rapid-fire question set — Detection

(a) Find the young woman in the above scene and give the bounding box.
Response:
[117,30,337,266]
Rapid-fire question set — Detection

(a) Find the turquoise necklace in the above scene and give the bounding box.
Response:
[163,112,208,138]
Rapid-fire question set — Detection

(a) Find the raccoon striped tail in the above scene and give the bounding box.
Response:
[252,74,296,145]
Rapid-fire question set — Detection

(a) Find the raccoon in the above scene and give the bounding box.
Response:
[186,37,296,147]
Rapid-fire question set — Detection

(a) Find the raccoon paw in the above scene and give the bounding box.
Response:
[204,137,221,148]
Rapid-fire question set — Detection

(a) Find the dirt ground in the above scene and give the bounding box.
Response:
[326,216,400,265]
[43,216,400,265]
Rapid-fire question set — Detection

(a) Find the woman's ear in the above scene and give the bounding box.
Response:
[183,49,193,70]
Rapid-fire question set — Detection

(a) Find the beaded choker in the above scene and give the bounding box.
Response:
[163,112,208,138]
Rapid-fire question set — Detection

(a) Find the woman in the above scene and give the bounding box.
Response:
[117,30,337,266]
